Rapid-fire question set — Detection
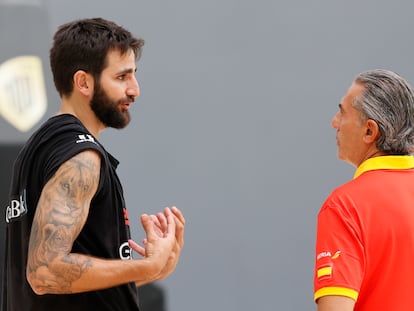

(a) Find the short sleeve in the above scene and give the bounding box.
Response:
[314,196,365,302]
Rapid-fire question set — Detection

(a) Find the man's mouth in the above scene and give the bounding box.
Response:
[120,102,131,111]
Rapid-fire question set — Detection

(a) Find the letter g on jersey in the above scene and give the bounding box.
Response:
[119,241,132,260]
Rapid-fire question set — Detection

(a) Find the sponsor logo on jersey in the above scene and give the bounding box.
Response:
[119,208,132,259]
[119,241,132,260]
[317,251,332,260]
[5,190,28,223]
[76,134,96,144]
[316,250,341,281]
[123,208,130,226]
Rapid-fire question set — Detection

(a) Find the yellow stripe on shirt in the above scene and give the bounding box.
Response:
[314,286,359,302]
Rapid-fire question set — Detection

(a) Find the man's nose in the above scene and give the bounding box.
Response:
[331,113,339,129]
[127,77,140,98]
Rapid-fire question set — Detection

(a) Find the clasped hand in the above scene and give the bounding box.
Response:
[129,206,185,281]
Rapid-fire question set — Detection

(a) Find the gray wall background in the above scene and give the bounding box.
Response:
[1,0,414,310]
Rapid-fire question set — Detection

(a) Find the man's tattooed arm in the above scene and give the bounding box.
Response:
[27,149,181,295]
[27,150,100,294]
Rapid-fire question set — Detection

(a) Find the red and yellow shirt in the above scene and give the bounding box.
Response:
[314,155,414,310]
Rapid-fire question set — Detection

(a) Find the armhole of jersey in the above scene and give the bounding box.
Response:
[95,150,106,199]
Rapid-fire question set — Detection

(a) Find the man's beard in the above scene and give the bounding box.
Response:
[90,82,133,129]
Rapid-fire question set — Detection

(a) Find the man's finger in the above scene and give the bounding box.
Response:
[128,239,146,257]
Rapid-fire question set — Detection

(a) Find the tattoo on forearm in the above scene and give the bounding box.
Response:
[27,152,100,293]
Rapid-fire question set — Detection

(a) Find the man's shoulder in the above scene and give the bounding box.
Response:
[320,179,362,212]
[33,114,101,150]
[19,114,105,174]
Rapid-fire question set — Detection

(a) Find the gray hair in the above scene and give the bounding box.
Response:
[353,69,414,154]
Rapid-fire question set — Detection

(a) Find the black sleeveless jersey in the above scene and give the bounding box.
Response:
[2,114,140,311]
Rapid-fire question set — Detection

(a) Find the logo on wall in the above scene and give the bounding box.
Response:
[0,55,47,132]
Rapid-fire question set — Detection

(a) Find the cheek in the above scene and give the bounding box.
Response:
[337,124,352,143]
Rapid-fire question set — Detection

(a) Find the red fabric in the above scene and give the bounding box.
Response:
[314,168,414,310]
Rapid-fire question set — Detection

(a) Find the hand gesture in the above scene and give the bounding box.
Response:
[129,206,185,281]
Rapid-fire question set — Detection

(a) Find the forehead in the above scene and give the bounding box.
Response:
[103,49,136,72]
[341,82,365,108]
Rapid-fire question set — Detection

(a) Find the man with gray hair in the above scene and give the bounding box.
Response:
[314,69,414,310]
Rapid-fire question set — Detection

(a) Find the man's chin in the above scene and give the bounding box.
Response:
[114,117,131,129]
[102,111,131,129]
[110,121,129,129]
[337,152,346,162]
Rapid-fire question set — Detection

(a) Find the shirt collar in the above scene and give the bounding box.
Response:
[354,155,414,179]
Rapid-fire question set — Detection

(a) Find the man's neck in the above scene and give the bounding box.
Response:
[59,96,105,138]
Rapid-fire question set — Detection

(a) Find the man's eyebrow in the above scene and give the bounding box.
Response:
[117,68,136,75]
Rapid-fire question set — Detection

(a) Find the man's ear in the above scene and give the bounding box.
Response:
[364,119,380,143]
[73,70,94,97]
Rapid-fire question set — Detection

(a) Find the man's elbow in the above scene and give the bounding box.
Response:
[26,268,48,295]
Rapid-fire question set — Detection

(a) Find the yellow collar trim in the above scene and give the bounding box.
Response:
[354,155,414,179]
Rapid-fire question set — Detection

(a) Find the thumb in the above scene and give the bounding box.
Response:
[128,239,146,257]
